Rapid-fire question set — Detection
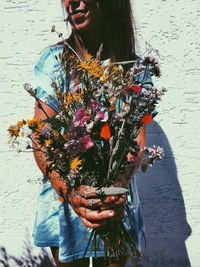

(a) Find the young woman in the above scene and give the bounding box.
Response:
[33,1,152,266]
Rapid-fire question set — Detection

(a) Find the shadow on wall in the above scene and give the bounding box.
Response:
[128,120,192,267]
[0,235,55,267]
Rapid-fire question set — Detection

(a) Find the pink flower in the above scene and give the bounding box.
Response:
[77,135,94,152]
[88,100,100,111]
[64,135,94,155]
[73,108,91,127]
[94,107,108,122]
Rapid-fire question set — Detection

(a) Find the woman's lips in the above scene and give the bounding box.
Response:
[72,12,85,20]
[70,10,88,20]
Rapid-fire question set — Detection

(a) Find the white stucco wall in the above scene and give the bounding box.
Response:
[0,0,199,266]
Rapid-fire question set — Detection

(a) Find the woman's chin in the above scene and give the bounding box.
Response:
[72,21,92,32]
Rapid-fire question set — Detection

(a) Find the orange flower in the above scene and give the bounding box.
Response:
[100,122,111,140]
[142,113,152,124]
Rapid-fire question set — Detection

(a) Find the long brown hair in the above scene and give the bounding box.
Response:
[98,0,136,62]
[62,0,136,63]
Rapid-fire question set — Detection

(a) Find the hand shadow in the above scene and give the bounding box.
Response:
[130,120,192,267]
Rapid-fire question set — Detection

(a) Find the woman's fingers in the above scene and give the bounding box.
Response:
[101,194,127,206]
[80,217,107,228]
[80,207,124,228]
[71,194,126,209]
[77,207,115,221]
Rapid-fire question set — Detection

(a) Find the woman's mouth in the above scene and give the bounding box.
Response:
[70,9,89,20]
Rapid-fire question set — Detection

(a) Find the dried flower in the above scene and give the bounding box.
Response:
[51,25,56,32]
[8,125,20,137]
[23,83,36,97]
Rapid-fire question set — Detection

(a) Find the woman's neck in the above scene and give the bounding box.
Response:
[71,26,109,60]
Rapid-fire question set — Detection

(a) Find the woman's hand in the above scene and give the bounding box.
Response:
[68,185,127,228]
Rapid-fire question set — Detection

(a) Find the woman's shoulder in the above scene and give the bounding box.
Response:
[35,43,65,73]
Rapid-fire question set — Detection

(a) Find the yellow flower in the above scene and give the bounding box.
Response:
[45,139,53,146]
[17,121,23,128]
[27,118,38,127]
[77,52,105,79]
[70,157,82,172]
[64,93,83,106]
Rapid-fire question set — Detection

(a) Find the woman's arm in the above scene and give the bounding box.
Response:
[32,100,67,198]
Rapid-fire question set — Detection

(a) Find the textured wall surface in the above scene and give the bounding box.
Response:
[0,0,200,266]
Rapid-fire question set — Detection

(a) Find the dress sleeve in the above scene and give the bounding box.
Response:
[134,68,153,90]
[34,45,65,112]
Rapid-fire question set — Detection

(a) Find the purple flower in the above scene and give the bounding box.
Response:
[94,107,108,122]
[40,126,52,139]
[73,108,91,127]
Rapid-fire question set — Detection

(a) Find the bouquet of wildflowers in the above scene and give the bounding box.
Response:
[8,34,165,260]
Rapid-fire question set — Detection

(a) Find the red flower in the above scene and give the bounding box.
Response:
[126,84,142,94]
[100,123,111,140]
[142,113,152,124]
[132,85,142,93]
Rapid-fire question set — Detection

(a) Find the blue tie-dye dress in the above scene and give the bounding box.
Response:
[32,44,153,263]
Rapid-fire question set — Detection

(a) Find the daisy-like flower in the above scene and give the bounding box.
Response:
[70,157,82,172]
